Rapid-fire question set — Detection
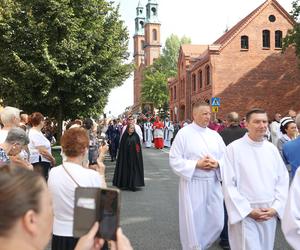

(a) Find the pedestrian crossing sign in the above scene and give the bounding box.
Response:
[212,106,219,113]
[211,97,220,106]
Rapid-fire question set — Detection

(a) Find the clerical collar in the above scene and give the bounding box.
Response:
[245,133,264,146]
[192,122,207,132]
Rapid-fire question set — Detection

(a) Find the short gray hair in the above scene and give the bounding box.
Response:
[226,112,239,125]
[0,106,21,126]
[295,114,300,130]
[5,127,29,145]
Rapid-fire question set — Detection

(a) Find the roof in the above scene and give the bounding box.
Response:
[181,44,208,57]
[213,0,295,50]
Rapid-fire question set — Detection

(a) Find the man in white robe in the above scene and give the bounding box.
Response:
[163,118,174,148]
[282,167,300,250]
[221,108,289,250]
[143,119,153,148]
[169,102,226,250]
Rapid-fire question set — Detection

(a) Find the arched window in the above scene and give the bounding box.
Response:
[275,30,282,48]
[262,30,270,48]
[206,66,210,85]
[141,40,145,49]
[241,35,249,49]
[198,70,203,89]
[192,74,196,92]
[152,29,157,41]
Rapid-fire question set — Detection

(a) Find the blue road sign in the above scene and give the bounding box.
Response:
[211,97,220,106]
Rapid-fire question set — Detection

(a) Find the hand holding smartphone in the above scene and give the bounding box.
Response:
[73,187,120,241]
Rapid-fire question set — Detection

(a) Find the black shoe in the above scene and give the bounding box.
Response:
[219,240,230,250]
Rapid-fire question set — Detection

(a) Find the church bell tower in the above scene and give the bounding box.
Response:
[144,0,161,66]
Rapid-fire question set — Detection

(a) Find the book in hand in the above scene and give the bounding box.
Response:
[73,187,120,240]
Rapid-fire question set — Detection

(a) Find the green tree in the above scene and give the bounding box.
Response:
[141,34,191,113]
[283,1,300,55]
[0,0,132,136]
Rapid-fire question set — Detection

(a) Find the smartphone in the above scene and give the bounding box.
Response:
[73,187,120,241]
[97,188,120,241]
[88,145,99,165]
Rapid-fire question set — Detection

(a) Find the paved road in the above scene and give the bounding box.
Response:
[105,146,292,250]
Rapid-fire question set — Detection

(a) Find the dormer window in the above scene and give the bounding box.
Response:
[262,30,270,48]
[275,30,282,48]
[241,35,249,50]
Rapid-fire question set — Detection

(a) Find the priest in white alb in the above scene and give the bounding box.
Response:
[143,118,153,148]
[221,108,289,250]
[282,167,300,250]
[163,118,174,148]
[169,102,226,250]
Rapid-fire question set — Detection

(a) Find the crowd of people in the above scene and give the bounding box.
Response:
[0,106,133,250]
[1,103,300,250]
[169,102,300,250]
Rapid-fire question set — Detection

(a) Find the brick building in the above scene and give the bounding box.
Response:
[132,0,161,113]
[169,0,300,122]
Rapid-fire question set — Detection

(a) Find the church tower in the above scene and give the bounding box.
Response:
[144,0,161,66]
[133,1,145,67]
[133,0,161,113]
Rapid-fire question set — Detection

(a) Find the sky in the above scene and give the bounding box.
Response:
[104,0,294,117]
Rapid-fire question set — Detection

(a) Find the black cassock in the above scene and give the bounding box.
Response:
[112,131,145,191]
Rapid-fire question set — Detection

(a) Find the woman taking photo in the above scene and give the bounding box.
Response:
[113,123,144,191]
[0,166,133,250]
[48,127,108,250]
[28,112,56,179]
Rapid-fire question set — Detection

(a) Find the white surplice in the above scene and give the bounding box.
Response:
[221,134,289,250]
[169,122,226,250]
[143,122,153,148]
[163,121,174,148]
[282,167,300,250]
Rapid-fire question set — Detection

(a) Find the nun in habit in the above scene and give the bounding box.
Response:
[113,123,144,191]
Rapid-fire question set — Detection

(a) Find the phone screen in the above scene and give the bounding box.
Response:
[98,188,120,240]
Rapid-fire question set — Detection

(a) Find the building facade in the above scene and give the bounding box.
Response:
[132,0,161,113]
[169,0,300,121]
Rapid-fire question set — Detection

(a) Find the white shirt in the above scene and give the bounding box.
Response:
[0,130,8,143]
[48,162,103,236]
[221,133,289,224]
[28,128,52,163]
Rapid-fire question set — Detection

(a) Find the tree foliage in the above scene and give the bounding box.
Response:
[0,0,132,134]
[141,34,191,111]
[283,1,300,56]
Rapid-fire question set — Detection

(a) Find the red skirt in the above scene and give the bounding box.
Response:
[154,138,164,149]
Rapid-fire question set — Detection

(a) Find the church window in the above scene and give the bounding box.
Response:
[241,35,249,49]
[269,15,276,22]
[174,86,177,100]
[198,70,203,89]
[152,29,157,41]
[139,20,144,29]
[275,30,282,48]
[205,66,211,85]
[151,7,157,16]
[192,74,196,92]
[262,30,270,48]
